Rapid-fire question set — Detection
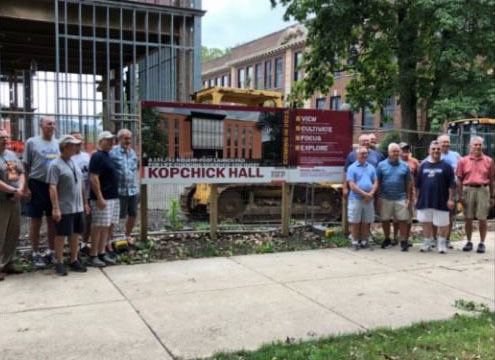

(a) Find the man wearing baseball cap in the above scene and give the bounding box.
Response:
[87,131,119,267]
[47,135,89,275]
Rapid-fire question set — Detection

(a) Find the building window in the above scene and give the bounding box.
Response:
[174,119,180,158]
[247,66,254,89]
[237,68,245,88]
[316,98,326,109]
[208,79,213,87]
[362,107,375,129]
[222,75,229,87]
[226,124,231,158]
[380,98,395,129]
[330,96,341,110]
[234,124,239,158]
[255,64,262,89]
[248,129,253,159]
[264,60,272,89]
[203,81,207,89]
[241,128,246,158]
[294,51,303,81]
[274,57,283,89]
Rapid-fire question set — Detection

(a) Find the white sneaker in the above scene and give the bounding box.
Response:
[420,239,432,252]
[437,238,447,254]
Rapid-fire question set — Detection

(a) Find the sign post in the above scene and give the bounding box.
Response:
[209,184,218,239]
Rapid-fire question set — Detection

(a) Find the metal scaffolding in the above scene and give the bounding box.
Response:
[0,0,203,147]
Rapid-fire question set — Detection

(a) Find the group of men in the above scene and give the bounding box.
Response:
[344,133,494,254]
[0,116,139,279]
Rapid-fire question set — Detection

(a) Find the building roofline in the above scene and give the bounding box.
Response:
[202,23,302,68]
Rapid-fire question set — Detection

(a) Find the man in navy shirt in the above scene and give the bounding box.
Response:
[88,131,119,267]
[416,141,456,254]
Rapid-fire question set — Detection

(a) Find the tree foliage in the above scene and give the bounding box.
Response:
[202,46,232,62]
[271,0,495,138]
[141,108,168,162]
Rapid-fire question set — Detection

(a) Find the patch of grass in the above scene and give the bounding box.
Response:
[324,227,351,247]
[454,299,490,313]
[13,254,35,273]
[255,242,275,254]
[194,222,210,231]
[115,240,157,265]
[209,311,495,360]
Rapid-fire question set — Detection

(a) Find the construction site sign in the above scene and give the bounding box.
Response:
[140,102,352,184]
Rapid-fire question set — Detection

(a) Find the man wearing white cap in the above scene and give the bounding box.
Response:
[47,135,89,276]
[87,131,119,267]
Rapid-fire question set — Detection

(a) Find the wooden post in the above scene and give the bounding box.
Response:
[140,183,148,242]
[281,182,291,237]
[342,195,349,235]
[209,184,218,240]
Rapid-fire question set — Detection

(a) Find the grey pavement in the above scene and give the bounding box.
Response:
[1,234,494,359]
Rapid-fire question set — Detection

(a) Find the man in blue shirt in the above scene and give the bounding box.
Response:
[110,129,139,246]
[342,134,384,198]
[438,134,461,172]
[377,143,412,251]
[346,146,378,249]
[416,141,456,254]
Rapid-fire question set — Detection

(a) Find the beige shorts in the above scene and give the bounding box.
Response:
[463,186,490,220]
[380,199,410,221]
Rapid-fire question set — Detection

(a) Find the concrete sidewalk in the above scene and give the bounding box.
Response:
[1,235,494,360]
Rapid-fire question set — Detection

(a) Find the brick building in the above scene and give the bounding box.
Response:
[202,24,403,142]
[159,110,262,160]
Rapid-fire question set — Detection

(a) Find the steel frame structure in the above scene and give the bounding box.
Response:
[0,0,203,145]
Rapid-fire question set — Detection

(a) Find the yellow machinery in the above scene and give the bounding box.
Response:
[180,86,342,221]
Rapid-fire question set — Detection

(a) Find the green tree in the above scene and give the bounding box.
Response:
[271,0,495,141]
[201,46,232,62]
[141,108,168,163]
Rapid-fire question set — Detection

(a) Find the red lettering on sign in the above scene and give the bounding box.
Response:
[206,168,215,178]
[229,168,238,177]
[181,168,190,178]
[148,167,158,178]
[191,168,201,177]
[158,168,168,178]
[239,168,247,177]
[216,168,225,178]
[170,168,179,178]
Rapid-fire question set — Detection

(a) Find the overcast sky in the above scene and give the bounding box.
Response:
[202,0,296,49]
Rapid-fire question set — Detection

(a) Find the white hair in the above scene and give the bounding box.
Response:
[117,128,132,138]
[388,142,400,152]
[470,136,484,145]
[437,134,450,142]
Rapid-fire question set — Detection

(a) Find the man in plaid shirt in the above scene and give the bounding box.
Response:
[110,129,139,246]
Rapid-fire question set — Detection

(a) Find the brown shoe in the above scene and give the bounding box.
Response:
[4,264,23,275]
[0,272,5,281]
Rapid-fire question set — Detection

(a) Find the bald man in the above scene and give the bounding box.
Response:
[23,116,60,269]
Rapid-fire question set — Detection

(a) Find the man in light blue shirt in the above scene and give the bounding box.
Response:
[110,129,139,246]
[346,146,378,249]
[376,143,412,251]
[438,134,461,172]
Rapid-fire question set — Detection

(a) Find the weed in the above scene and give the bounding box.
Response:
[166,199,183,231]
[255,242,275,254]
[454,299,490,313]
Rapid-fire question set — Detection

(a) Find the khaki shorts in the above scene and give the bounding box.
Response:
[464,186,490,220]
[380,199,410,221]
